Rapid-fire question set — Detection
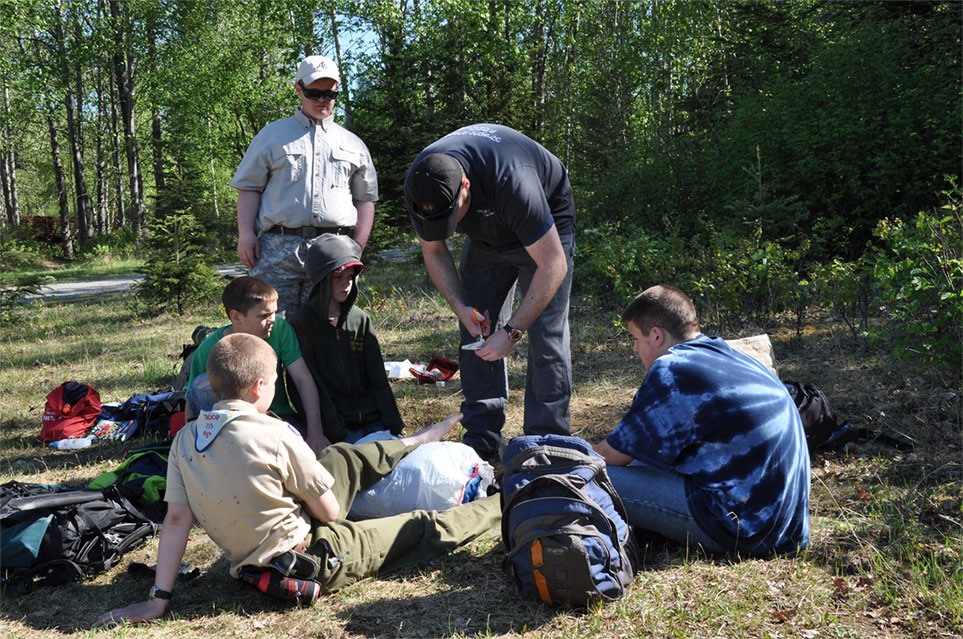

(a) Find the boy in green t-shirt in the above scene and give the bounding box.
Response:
[187,276,328,454]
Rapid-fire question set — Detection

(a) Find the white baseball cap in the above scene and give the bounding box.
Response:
[295,55,340,86]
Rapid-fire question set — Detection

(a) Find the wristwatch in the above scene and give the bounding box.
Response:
[503,324,524,343]
[149,585,173,601]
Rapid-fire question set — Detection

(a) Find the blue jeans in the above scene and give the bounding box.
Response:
[188,372,306,433]
[346,426,397,445]
[457,233,575,455]
[607,464,724,552]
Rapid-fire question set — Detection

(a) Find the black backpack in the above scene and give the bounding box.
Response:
[784,382,857,453]
[87,441,172,522]
[500,435,638,608]
[102,390,186,440]
[0,482,159,596]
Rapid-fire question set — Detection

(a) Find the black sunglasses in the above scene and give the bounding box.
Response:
[299,82,339,101]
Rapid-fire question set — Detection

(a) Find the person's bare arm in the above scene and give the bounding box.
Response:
[594,439,633,466]
[302,488,340,522]
[353,200,374,251]
[287,358,330,455]
[93,501,194,627]
[419,238,482,337]
[236,189,262,268]
[476,225,568,361]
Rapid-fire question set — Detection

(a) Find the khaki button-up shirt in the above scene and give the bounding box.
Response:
[231,109,378,231]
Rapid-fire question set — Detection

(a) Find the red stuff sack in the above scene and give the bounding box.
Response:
[40,382,102,443]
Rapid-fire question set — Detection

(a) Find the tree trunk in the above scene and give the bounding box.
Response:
[530,1,547,134]
[108,0,145,238]
[62,11,92,246]
[208,116,219,218]
[108,63,126,228]
[95,61,107,233]
[148,15,165,199]
[0,84,18,227]
[329,7,351,128]
[46,110,74,259]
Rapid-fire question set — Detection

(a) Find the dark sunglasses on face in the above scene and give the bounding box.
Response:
[299,82,338,101]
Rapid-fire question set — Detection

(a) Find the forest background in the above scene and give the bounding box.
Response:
[0,1,960,352]
[1,2,962,637]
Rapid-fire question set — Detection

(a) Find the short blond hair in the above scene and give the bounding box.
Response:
[206,333,277,401]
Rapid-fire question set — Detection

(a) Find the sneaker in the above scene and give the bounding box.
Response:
[239,567,321,604]
[270,549,320,579]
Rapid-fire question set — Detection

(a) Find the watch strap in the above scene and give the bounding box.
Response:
[149,585,173,601]
[503,324,524,343]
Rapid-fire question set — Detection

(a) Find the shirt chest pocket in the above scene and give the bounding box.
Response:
[270,144,308,183]
[329,148,361,189]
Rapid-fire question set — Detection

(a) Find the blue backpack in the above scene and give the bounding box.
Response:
[101,390,186,440]
[500,435,638,608]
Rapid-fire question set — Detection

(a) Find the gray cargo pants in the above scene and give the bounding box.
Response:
[457,233,575,457]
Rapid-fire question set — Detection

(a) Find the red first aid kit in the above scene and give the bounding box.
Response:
[409,357,459,384]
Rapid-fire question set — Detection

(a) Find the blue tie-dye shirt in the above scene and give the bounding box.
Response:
[607,335,810,554]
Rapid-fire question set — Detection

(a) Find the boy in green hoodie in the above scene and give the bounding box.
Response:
[288,234,405,444]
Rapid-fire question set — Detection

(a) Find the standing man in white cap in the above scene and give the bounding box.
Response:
[231,55,378,315]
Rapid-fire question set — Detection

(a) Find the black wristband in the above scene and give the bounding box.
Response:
[149,585,173,601]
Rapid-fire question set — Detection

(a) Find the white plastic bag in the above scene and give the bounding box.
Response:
[384,360,415,379]
[349,442,495,519]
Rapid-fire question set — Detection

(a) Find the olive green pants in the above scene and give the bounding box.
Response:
[310,440,500,592]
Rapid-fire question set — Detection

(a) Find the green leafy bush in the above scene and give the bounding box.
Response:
[78,228,138,263]
[575,225,807,331]
[0,230,48,270]
[810,257,875,338]
[864,194,963,370]
[574,225,699,310]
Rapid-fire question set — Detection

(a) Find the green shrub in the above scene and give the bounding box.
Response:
[78,228,138,263]
[865,193,963,370]
[574,225,697,310]
[0,229,48,270]
[137,210,224,315]
[687,231,806,331]
[810,257,875,338]
[575,225,808,331]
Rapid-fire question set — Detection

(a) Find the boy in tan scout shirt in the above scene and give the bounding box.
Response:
[95,333,500,626]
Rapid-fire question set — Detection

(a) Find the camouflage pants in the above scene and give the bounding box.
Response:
[252,233,321,316]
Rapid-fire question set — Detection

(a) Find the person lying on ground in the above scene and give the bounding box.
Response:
[186,275,327,454]
[594,284,810,556]
[94,333,500,626]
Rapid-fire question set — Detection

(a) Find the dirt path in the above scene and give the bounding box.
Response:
[24,264,247,301]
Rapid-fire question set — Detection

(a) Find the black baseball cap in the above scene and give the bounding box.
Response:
[405,153,464,241]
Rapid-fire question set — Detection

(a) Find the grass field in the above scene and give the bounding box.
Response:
[1,259,960,638]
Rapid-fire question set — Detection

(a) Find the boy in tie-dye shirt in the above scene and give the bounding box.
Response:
[595,285,810,555]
